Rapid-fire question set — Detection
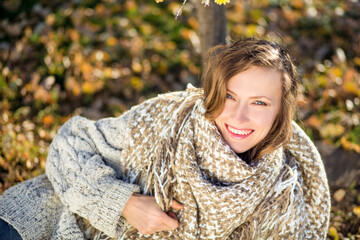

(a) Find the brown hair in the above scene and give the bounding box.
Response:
[202,38,299,161]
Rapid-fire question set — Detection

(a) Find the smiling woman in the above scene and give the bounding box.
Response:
[0,38,330,240]
[203,39,299,162]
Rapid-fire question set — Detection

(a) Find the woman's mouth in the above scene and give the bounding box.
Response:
[226,124,253,139]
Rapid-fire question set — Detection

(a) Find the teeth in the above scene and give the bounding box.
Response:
[228,126,252,135]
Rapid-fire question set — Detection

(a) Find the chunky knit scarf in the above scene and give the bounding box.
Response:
[82,85,330,239]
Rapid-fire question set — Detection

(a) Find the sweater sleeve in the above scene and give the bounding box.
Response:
[45,115,140,238]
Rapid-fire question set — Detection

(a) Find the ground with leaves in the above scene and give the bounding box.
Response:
[0,0,359,239]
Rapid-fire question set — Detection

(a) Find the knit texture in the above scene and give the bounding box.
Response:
[85,85,331,239]
[0,109,140,239]
[0,175,63,239]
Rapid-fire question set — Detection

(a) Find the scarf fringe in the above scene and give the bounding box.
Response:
[230,158,302,240]
[144,92,202,212]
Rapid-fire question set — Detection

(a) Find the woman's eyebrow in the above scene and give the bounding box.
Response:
[226,89,238,96]
[249,96,273,101]
[227,89,273,101]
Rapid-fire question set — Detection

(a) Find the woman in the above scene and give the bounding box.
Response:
[0,38,330,239]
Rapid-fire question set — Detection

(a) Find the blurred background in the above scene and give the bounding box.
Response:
[0,0,359,239]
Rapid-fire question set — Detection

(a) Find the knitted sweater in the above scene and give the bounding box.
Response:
[0,86,330,239]
[0,107,140,239]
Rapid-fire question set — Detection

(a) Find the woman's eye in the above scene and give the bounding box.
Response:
[226,93,234,100]
[254,100,267,106]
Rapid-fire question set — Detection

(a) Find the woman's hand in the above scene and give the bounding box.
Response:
[122,193,184,235]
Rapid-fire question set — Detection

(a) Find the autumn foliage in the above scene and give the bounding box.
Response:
[0,0,359,239]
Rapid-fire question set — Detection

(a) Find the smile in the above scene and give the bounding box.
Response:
[226,124,253,138]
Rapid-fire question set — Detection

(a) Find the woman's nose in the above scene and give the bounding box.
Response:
[233,103,249,123]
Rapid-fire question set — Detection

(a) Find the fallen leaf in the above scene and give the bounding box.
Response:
[353,206,360,218]
[333,189,346,202]
[320,123,345,139]
[340,136,360,153]
[328,226,339,240]
[106,37,118,46]
[43,115,54,125]
[306,115,321,129]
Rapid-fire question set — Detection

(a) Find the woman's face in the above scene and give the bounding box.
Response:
[214,66,282,154]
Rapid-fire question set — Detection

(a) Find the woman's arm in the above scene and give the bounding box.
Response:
[45,115,140,238]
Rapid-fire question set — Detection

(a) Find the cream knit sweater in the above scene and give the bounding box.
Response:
[0,111,140,239]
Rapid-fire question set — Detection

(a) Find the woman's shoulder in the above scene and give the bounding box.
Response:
[287,121,323,167]
[151,83,203,104]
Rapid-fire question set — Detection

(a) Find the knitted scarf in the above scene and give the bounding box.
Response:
[82,85,330,239]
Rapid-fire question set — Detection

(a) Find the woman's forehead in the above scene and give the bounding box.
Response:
[226,66,282,100]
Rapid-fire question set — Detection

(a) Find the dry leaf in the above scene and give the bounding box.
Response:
[333,189,346,202]
[320,123,345,139]
[106,37,118,46]
[306,115,321,129]
[43,115,54,126]
[353,206,360,218]
[328,226,339,240]
[341,136,360,153]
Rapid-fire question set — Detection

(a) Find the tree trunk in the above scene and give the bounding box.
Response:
[195,0,227,60]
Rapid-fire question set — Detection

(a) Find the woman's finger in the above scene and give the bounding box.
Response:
[163,212,179,229]
[170,199,184,210]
